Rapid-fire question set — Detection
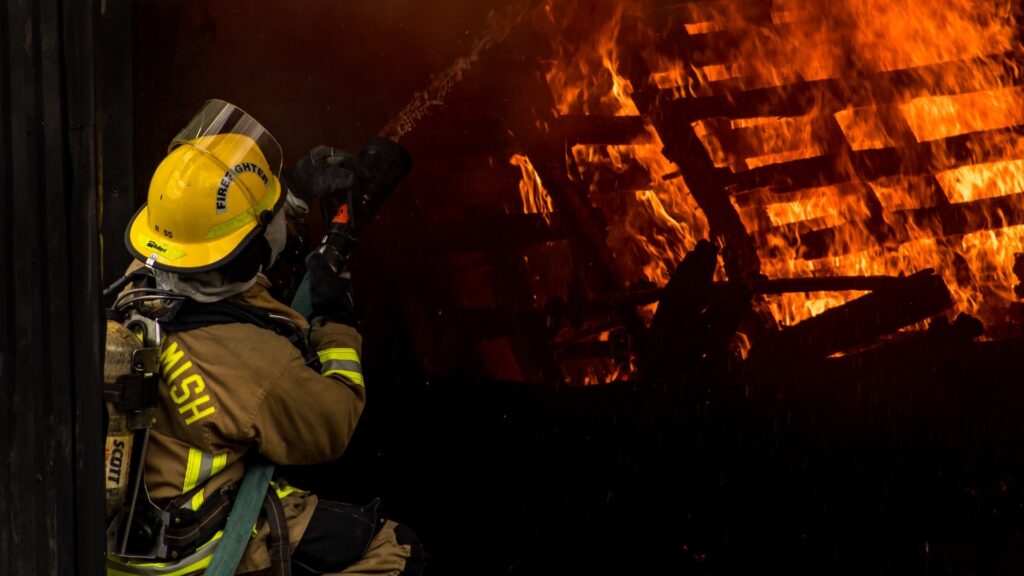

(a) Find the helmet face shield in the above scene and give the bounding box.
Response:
[171,99,283,179]
[125,99,286,272]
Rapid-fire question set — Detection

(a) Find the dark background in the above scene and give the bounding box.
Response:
[119,1,1024,574]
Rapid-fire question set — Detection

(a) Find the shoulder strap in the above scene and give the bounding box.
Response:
[157,299,276,333]
[157,298,317,367]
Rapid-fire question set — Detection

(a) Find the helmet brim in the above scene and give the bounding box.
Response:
[124,178,284,273]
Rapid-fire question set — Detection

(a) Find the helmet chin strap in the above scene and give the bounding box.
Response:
[263,206,288,268]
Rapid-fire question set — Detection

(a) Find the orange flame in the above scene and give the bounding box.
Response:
[510,154,556,224]
[538,0,1023,344]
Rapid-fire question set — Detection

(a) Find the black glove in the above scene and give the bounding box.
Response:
[305,247,355,326]
[289,145,362,201]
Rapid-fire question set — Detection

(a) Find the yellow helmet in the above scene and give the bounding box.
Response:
[125,100,285,272]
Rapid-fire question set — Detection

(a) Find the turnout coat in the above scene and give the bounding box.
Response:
[108,274,366,575]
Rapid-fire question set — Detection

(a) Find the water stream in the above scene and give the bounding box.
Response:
[378,0,536,141]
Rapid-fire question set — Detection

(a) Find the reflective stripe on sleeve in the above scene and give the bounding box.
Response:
[182,448,228,494]
[316,347,364,387]
[186,489,205,512]
[271,479,303,499]
[211,452,228,476]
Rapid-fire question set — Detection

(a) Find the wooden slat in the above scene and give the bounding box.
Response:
[751,269,954,360]
[728,126,1024,194]
[653,51,1024,121]
[554,115,650,145]
[622,38,767,282]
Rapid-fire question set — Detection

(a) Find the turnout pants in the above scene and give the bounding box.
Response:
[289,501,425,576]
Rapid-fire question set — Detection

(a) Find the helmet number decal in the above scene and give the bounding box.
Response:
[217,162,270,214]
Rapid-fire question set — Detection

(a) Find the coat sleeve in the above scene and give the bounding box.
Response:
[249,323,366,465]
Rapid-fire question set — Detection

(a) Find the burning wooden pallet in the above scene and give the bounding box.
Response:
[391,0,1024,384]
[507,0,1024,382]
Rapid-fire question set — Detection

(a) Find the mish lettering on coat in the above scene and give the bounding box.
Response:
[159,341,216,425]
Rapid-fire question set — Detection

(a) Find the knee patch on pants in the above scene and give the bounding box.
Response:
[291,500,425,576]
[391,523,425,576]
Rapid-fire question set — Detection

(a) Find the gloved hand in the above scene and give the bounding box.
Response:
[289,145,362,201]
[305,247,355,326]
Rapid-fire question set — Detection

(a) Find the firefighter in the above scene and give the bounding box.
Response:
[107,100,424,575]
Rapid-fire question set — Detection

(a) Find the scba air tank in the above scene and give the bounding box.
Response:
[103,319,140,518]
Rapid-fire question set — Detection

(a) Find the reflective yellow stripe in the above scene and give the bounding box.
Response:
[189,489,205,512]
[276,485,300,498]
[317,347,360,363]
[107,530,222,576]
[204,187,276,239]
[182,450,227,494]
[323,368,365,387]
[271,480,303,499]
[318,347,363,386]
[211,453,228,476]
[182,448,204,493]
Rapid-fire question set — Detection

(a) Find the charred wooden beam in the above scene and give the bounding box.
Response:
[575,164,656,197]
[648,239,719,337]
[746,275,910,294]
[527,147,632,294]
[655,118,764,280]
[703,279,756,368]
[495,63,628,298]
[554,115,650,145]
[619,38,763,282]
[640,239,718,375]
[855,127,1024,180]
[904,192,1024,238]
[579,275,917,316]
[750,269,954,361]
[640,240,752,374]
